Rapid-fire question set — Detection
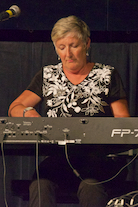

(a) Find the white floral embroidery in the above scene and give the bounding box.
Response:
[43,63,114,117]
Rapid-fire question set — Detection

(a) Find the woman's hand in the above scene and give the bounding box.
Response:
[23,108,41,117]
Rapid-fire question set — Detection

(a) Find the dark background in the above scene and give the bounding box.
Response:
[0,0,138,42]
[0,1,138,207]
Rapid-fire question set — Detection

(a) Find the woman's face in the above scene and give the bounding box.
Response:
[55,32,90,73]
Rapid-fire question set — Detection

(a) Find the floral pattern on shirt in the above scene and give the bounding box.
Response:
[43,63,114,117]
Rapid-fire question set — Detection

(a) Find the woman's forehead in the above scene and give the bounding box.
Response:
[56,35,82,46]
[55,32,83,44]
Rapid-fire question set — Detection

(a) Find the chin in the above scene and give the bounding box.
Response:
[63,62,81,71]
[67,65,78,70]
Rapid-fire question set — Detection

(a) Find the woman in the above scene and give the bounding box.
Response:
[8,16,130,207]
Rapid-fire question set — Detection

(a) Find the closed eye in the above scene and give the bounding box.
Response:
[59,46,65,50]
[71,44,78,48]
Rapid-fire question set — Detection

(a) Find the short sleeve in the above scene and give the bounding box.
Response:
[26,68,43,98]
[109,69,127,103]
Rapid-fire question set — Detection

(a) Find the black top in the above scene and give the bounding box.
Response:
[27,63,126,117]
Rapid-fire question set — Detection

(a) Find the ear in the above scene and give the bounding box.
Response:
[86,37,91,50]
[54,46,61,60]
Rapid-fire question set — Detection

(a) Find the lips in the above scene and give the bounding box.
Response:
[67,59,74,62]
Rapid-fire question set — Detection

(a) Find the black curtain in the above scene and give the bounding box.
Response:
[0,42,137,116]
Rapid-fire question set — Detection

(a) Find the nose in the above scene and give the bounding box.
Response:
[66,46,72,57]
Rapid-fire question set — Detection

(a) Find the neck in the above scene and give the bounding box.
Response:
[63,62,94,85]
[63,61,90,75]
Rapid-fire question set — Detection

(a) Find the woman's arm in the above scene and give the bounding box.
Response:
[8,90,42,117]
[110,99,130,117]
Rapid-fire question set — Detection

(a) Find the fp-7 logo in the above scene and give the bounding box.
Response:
[111,129,138,137]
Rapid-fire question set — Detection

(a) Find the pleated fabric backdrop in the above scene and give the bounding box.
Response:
[0,42,138,117]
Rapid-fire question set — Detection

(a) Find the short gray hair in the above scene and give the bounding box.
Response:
[51,15,90,44]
